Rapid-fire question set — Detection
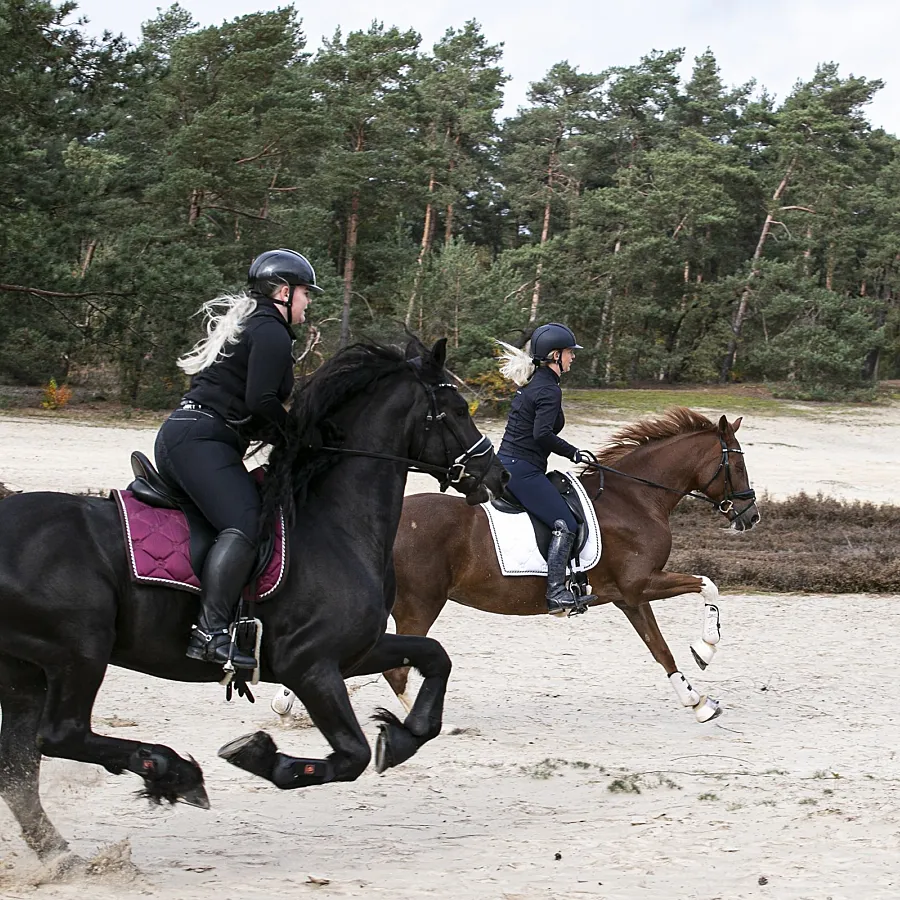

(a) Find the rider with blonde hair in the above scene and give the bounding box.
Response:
[496,323,597,615]
[155,249,322,668]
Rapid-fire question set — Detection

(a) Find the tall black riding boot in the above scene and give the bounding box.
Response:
[546,520,596,616]
[186,528,258,669]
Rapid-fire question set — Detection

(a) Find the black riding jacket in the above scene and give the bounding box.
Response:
[498,366,578,471]
[183,295,295,441]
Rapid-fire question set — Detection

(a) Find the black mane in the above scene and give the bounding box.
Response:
[260,339,439,525]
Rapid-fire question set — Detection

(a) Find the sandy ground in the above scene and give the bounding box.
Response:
[4,402,900,503]
[0,406,899,899]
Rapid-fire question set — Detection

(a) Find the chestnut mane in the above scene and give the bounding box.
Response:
[594,407,716,465]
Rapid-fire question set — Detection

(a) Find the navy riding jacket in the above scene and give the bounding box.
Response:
[184,294,295,441]
[498,366,578,472]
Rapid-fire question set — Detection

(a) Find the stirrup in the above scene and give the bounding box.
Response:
[187,627,257,669]
[546,594,589,618]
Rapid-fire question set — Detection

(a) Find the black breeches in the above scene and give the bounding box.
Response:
[155,409,260,539]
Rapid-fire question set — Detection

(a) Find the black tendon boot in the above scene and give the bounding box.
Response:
[186,528,258,668]
[546,520,595,616]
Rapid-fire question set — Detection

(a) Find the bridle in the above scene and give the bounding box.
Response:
[421,380,494,491]
[318,369,494,492]
[584,434,757,519]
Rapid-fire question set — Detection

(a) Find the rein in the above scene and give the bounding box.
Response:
[316,372,493,492]
[583,436,756,518]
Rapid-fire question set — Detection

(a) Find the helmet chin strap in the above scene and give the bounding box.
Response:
[274,284,293,323]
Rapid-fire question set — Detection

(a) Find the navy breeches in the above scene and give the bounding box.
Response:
[155,408,260,539]
[498,455,577,532]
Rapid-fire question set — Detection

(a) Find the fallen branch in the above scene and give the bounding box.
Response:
[0,283,130,300]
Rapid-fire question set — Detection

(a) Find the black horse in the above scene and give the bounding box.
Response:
[0,337,507,863]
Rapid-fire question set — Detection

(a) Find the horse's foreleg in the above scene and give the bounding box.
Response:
[222,662,371,789]
[38,660,208,808]
[623,571,722,672]
[0,656,71,861]
[347,633,451,773]
[689,577,721,670]
[614,602,721,723]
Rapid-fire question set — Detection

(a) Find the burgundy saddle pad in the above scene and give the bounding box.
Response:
[112,489,286,600]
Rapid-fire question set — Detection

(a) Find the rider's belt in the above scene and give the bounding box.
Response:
[178,400,213,413]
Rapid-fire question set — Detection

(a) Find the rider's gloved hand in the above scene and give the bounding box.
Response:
[573,449,597,466]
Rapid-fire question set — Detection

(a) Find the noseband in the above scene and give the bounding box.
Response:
[697,437,757,517]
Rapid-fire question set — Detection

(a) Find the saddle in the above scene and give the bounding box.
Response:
[490,470,589,563]
[125,451,276,587]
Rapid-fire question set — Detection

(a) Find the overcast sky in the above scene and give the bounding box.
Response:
[72,0,900,133]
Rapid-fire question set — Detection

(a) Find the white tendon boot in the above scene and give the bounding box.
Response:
[669,671,722,723]
[690,577,721,671]
[271,685,296,717]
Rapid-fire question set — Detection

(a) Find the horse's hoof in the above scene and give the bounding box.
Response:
[271,687,295,717]
[44,852,88,881]
[218,731,278,780]
[374,720,421,774]
[690,639,716,670]
[180,782,210,810]
[694,696,722,723]
[374,728,390,774]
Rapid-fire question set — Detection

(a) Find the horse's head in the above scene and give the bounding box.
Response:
[406,338,509,505]
[699,416,760,532]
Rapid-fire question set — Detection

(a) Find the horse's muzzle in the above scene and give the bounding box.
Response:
[464,460,509,506]
[731,502,761,532]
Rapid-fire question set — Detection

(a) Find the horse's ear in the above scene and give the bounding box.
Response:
[404,340,420,361]
[430,338,448,370]
[732,416,742,433]
[717,414,730,435]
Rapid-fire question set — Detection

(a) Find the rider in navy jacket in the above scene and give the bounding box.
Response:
[497,323,598,616]
[155,249,322,669]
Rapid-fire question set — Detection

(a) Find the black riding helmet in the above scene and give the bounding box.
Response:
[248,249,324,294]
[530,323,583,362]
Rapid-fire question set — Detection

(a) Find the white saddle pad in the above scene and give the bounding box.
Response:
[481,472,602,577]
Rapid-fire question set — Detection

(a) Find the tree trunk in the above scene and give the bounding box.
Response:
[719,157,797,382]
[340,191,360,348]
[444,135,459,245]
[188,189,203,225]
[862,283,890,381]
[79,239,97,279]
[528,195,553,323]
[444,203,454,244]
[605,307,616,383]
[406,173,436,327]
[592,233,622,381]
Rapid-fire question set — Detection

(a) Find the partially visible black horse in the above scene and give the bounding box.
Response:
[0,338,507,863]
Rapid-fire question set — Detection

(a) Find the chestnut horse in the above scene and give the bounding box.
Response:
[273,408,760,725]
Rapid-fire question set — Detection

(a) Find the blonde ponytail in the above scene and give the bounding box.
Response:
[177,292,258,375]
[495,339,536,387]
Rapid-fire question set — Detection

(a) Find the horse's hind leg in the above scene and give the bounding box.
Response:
[221,662,372,789]
[384,593,449,712]
[38,655,207,807]
[349,632,451,773]
[615,602,721,723]
[0,654,70,860]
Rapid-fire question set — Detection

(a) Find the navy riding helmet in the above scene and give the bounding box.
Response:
[530,323,582,362]
[248,249,324,294]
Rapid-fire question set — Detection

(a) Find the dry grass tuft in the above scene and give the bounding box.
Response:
[669,493,900,593]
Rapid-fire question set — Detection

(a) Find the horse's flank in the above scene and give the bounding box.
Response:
[593,407,717,465]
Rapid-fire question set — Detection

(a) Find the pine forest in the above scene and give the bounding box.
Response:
[3,1,899,406]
